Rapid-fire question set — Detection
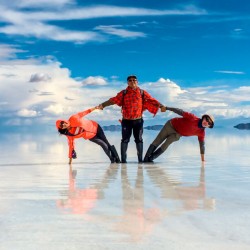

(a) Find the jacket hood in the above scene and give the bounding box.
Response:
[56,119,69,129]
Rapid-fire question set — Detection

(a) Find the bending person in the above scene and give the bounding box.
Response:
[144,107,214,162]
[56,107,120,164]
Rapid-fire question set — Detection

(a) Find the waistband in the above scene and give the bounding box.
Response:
[122,117,142,121]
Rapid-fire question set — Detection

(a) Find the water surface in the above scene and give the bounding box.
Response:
[0,128,250,250]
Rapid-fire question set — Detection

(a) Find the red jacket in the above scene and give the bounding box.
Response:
[56,109,98,158]
[171,112,205,142]
[110,87,161,119]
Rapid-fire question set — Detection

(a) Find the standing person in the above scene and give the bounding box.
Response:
[144,107,214,162]
[98,75,165,163]
[56,107,120,164]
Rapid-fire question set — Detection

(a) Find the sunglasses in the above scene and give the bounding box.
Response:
[60,121,67,128]
[205,116,213,126]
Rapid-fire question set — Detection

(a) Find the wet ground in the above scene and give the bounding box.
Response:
[1,130,250,249]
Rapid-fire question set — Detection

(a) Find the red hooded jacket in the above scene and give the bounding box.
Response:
[171,112,205,142]
[56,109,98,158]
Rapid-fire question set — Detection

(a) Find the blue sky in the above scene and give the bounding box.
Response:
[0,0,250,129]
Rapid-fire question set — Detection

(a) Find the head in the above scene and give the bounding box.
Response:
[201,114,214,129]
[127,75,138,89]
[56,120,70,135]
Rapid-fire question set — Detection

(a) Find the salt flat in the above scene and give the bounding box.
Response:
[0,129,250,250]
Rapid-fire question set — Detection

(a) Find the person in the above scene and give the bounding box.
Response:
[98,75,166,163]
[56,107,120,164]
[144,107,215,162]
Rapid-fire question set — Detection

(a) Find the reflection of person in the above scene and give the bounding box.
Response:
[145,164,216,212]
[56,165,98,214]
[144,107,215,162]
[98,75,166,163]
[56,107,120,164]
[57,164,120,214]
[115,165,162,242]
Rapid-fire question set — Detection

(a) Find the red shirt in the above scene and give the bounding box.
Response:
[110,87,161,119]
[171,112,205,142]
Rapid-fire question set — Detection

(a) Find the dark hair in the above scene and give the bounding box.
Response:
[58,128,74,136]
[127,75,137,81]
[58,128,69,135]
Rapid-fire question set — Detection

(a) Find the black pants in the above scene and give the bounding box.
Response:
[121,118,143,143]
[89,125,112,157]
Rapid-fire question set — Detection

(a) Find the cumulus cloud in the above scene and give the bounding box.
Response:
[29,73,51,82]
[44,104,64,115]
[0,51,250,127]
[17,108,38,117]
[81,76,107,86]
[141,78,187,105]
[0,57,81,120]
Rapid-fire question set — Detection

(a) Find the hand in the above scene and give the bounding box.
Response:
[160,106,167,112]
[72,149,77,159]
[96,104,103,110]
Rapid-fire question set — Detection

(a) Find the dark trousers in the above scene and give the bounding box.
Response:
[89,125,112,157]
[121,118,144,143]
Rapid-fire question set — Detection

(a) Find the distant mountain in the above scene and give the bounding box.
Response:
[144,125,163,130]
[234,123,250,130]
[103,125,121,131]
[103,124,163,131]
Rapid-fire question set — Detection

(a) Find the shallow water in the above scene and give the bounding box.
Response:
[0,128,250,250]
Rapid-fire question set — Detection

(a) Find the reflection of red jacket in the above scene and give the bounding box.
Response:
[56,169,97,214]
[56,109,98,157]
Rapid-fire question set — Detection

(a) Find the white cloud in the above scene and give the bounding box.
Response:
[0,52,250,127]
[29,73,51,82]
[15,0,75,8]
[95,25,146,38]
[0,57,81,119]
[215,70,245,75]
[0,0,75,10]
[0,21,102,43]
[43,104,64,115]
[81,76,107,86]
[0,4,207,43]
[144,78,187,102]
[0,44,26,59]
[16,5,207,22]
[17,108,38,117]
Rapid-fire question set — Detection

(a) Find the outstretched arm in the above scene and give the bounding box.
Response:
[97,100,114,110]
[165,106,184,116]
